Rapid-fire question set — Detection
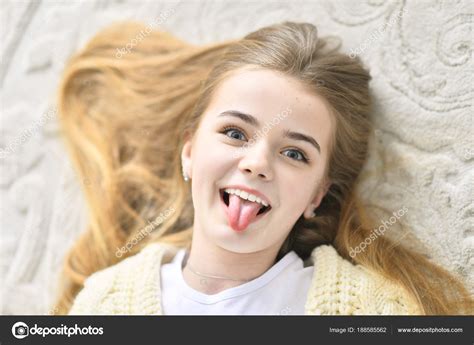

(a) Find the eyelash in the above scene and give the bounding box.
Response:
[219,125,310,164]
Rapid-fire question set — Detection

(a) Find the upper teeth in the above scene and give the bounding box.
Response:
[224,188,269,207]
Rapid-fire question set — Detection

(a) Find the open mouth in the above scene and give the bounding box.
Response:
[219,189,272,216]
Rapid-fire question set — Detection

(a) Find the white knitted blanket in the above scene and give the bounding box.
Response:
[1,0,472,314]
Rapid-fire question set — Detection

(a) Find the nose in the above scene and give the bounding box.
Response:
[237,142,274,181]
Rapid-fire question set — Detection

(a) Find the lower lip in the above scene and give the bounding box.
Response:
[219,189,271,231]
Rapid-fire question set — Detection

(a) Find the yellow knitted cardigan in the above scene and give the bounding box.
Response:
[68,243,421,315]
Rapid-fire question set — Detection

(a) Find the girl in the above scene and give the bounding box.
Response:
[54,21,471,315]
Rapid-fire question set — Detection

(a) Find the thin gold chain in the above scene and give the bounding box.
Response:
[183,252,251,282]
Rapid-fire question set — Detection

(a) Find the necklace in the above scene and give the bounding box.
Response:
[185,263,251,282]
[183,252,251,282]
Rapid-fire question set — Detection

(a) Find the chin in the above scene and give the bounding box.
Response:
[211,231,262,253]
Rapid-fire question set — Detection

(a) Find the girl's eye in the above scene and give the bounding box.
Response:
[282,149,309,163]
[220,126,310,164]
[221,126,247,141]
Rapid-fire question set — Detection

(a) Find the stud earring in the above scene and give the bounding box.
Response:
[182,167,190,182]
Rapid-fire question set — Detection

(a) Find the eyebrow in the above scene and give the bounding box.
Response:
[218,110,321,154]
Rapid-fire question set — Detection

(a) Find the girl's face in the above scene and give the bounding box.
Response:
[181,67,333,254]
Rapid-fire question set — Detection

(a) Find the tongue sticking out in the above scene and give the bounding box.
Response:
[227,193,263,232]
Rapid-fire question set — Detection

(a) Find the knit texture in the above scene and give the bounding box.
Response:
[69,243,421,315]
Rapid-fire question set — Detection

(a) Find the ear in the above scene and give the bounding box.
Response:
[303,179,331,219]
[181,131,193,178]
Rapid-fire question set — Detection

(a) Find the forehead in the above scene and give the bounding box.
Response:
[202,67,334,152]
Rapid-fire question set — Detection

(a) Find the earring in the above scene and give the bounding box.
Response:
[305,208,316,219]
[182,167,190,182]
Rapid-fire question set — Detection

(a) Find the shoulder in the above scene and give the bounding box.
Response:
[68,242,176,315]
[305,245,422,315]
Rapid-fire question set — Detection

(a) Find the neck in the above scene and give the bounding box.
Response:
[182,227,283,295]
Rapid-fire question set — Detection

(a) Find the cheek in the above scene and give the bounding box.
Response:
[279,169,311,197]
[196,135,239,171]
[191,139,235,188]
[282,187,309,221]
[278,173,321,213]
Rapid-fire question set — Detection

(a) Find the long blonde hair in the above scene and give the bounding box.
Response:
[54,21,472,314]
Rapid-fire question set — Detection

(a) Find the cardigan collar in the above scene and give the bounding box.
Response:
[132,242,334,315]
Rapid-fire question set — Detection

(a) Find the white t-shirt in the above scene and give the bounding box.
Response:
[160,249,314,315]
